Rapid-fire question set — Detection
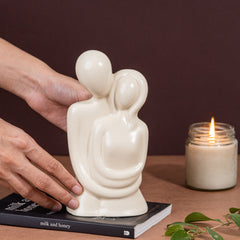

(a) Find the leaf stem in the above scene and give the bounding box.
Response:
[211,221,233,230]
[186,220,234,239]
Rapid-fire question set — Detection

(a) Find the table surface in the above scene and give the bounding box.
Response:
[0,155,239,240]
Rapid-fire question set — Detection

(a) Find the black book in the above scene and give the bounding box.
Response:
[0,194,171,238]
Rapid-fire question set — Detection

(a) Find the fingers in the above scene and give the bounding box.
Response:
[0,179,16,192]
[25,139,82,196]
[18,163,79,210]
[0,119,82,211]
[1,174,62,211]
[52,74,92,104]
[6,174,62,211]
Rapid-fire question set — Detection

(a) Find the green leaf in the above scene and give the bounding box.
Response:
[165,224,184,236]
[185,212,212,222]
[167,221,200,229]
[229,213,240,229]
[229,208,240,213]
[206,227,223,240]
[170,230,192,240]
[185,212,222,223]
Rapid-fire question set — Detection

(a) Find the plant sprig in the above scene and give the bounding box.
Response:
[165,208,240,240]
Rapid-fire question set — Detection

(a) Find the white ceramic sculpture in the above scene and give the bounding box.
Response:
[67,50,149,217]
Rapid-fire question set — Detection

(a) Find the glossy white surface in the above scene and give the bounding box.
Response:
[67,50,148,216]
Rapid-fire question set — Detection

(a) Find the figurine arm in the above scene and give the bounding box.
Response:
[138,121,149,168]
[90,121,148,180]
[67,103,86,183]
[66,117,143,199]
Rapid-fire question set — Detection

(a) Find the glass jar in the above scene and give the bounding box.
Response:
[185,122,238,190]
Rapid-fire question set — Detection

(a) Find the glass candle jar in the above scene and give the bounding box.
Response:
[185,122,238,190]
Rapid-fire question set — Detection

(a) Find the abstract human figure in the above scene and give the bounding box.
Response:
[67,50,148,217]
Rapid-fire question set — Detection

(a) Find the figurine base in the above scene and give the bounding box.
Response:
[67,189,148,217]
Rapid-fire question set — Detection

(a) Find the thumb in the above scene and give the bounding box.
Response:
[47,74,92,106]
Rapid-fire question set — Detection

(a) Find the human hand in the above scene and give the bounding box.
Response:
[26,69,91,131]
[0,118,82,211]
[0,38,91,131]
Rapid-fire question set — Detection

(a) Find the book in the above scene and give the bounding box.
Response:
[0,194,171,238]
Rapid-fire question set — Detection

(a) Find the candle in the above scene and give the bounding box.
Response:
[185,118,238,190]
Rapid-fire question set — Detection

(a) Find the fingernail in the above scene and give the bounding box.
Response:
[72,185,82,195]
[52,204,62,212]
[68,199,79,209]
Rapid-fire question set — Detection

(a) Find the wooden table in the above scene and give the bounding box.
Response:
[0,156,239,240]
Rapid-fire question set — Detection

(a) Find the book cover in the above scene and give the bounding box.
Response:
[0,194,171,238]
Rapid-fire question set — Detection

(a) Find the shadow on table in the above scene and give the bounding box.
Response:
[217,226,240,238]
[144,162,186,186]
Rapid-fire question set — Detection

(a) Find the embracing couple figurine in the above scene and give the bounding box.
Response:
[67,50,148,217]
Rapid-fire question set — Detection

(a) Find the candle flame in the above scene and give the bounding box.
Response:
[209,117,215,143]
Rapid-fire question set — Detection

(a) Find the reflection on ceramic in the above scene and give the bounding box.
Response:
[67,50,148,217]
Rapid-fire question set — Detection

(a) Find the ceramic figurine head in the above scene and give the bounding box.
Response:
[75,50,113,98]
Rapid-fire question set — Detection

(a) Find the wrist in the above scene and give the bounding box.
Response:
[23,62,57,104]
[0,38,55,102]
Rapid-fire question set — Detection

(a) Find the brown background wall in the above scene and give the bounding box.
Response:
[1,0,240,155]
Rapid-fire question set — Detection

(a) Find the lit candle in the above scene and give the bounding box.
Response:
[185,118,238,190]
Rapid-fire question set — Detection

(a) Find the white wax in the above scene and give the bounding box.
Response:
[185,141,238,190]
